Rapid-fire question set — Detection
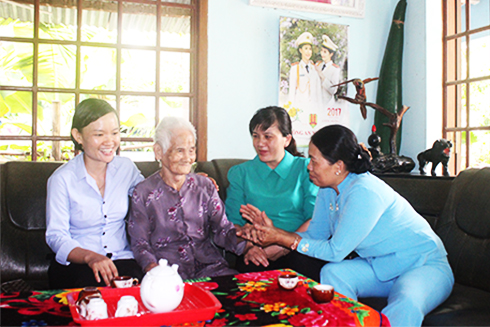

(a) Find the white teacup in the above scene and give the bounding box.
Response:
[86,298,108,320]
[277,273,299,290]
[115,295,139,317]
[111,276,139,288]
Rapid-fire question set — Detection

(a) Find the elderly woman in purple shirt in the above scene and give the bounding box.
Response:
[128,116,247,279]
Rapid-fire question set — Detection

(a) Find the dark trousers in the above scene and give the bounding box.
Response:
[235,250,327,282]
[48,258,144,289]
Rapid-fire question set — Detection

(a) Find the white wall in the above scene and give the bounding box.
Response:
[207,0,435,164]
[401,0,442,164]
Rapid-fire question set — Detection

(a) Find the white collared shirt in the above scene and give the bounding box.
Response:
[46,154,144,265]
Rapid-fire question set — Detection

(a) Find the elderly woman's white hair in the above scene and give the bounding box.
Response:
[154,116,196,154]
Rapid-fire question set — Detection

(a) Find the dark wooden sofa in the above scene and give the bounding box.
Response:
[1,159,489,326]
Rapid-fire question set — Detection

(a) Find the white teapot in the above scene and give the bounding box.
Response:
[140,259,185,313]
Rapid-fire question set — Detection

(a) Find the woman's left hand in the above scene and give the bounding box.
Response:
[236,223,262,245]
[238,210,297,249]
[246,211,285,247]
[85,252,119,286]
[239,205,291,248]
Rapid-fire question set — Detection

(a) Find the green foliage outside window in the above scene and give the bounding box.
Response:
[1,9,190,162]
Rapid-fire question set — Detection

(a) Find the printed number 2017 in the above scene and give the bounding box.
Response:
[327,108,341,116]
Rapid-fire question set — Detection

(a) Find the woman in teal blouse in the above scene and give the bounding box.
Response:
[226,106,326,279]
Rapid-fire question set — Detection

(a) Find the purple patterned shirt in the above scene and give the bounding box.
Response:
[128,172,244,280]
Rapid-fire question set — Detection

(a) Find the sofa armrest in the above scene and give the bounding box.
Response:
[1,162,63,289]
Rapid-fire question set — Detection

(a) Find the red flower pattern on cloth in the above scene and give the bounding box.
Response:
[205,318,228,327]
[235,270,283,282]
[235,313,258,321]
[234,301,248,306]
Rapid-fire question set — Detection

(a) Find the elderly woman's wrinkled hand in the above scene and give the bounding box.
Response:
[251,212,283,248]
[244,245,269,267]
[236,223,252,240]
[236,223,262,244]
[238,206,279,247]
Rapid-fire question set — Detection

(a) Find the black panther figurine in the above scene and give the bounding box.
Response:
[417,139,452,177]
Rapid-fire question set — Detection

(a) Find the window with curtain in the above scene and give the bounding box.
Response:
[443,0,490,174]
[0,0,207,162]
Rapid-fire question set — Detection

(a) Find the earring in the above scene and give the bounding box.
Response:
[335,170,340,176]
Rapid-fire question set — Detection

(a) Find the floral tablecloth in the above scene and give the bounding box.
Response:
[1,269,389,326]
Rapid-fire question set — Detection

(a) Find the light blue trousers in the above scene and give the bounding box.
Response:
[320,257,454,327]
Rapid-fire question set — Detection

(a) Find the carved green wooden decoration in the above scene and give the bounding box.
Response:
[375,0,407,155]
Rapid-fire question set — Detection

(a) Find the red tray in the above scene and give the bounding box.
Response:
[67,284,221,326]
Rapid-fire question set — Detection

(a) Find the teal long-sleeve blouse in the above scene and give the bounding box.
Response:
[225,151,319,232]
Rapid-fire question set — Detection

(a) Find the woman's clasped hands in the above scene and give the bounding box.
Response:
[237,204,289,249]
